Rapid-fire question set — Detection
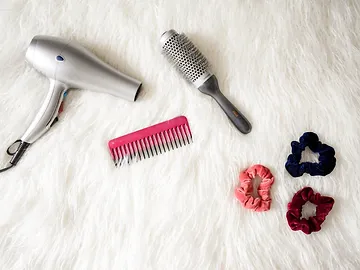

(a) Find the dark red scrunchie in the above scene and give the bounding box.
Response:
[286,187,335,234]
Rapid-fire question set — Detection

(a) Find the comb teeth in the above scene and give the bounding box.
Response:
[160,30,211,87]
[108,116,193,167]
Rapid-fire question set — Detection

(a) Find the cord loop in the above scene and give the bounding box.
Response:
[6,140,22,156]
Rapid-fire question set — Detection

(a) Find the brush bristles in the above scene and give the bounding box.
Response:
[161,32,210,84]
[111,125,193,167]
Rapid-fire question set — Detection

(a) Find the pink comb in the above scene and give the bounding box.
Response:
[108,116,193,166]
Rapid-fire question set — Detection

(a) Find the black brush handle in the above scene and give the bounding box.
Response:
[213,91,252,134]
[198,75,252,134]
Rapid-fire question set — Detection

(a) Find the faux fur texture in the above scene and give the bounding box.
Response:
[1,0,360,269]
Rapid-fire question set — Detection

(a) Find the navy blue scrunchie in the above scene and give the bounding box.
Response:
[285,132,336,177]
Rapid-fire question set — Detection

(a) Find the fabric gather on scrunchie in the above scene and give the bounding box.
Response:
[235,164,275,212]
[286,187,335,234]
[285,132,336,177]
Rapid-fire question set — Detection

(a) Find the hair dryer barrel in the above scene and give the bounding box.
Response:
[26,35,142,101]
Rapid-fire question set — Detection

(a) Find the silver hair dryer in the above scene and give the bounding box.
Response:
[1,35,142,173]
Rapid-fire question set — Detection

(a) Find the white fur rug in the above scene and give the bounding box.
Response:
[1,0,360,269]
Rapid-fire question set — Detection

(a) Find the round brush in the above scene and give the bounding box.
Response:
[160,29,252,134]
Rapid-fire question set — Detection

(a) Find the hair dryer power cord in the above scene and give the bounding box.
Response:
[0,140,30,174]
[0,164,14,173]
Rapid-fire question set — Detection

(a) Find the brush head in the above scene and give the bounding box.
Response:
[160,29,212,88]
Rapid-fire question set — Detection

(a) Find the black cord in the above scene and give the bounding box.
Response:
[0,140,20,173]
[0,164,14,173]
[0,140,29,174]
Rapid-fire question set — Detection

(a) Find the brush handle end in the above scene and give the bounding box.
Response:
[198,75,252,134]
[213,91,252,134]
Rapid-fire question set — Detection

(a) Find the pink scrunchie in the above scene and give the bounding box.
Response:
[235,164,275,212]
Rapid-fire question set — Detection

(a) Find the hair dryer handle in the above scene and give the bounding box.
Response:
[21,79,68,144]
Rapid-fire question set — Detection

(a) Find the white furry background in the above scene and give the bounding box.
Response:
[1,0,360,269]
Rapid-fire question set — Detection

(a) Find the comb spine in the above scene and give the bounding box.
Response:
[184,124,193,143]
[180,125,190,144]
[160,132,168,152]
[165,130,174,150]
[136,140,143,161]
[120,145,127,165]
[128,143,135,164]
[113,148,119,166]
[148,136,157,157]
[151,135,160,155]
[172,128,181,148]
[141,139,149,159]
[153,134,162,154]
[131,141,138,162]
[176,126,186,146]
